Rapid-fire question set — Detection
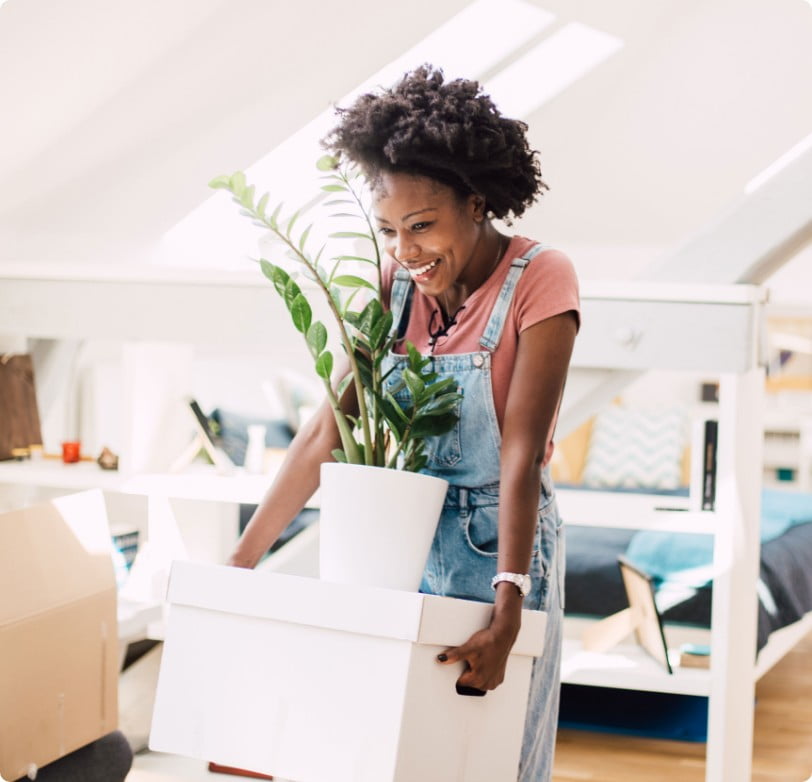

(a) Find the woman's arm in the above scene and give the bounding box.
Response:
[437,309,578,690]
[228,362,356,569]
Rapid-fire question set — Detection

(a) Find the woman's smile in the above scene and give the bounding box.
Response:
[409,257,442,281]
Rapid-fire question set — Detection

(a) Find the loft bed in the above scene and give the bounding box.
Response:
[551,144,812,780]
[555,280,812,782]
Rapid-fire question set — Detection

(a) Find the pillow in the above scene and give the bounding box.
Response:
[581,405,688,491]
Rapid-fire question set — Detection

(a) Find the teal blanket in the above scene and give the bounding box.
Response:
[625,488,812,588]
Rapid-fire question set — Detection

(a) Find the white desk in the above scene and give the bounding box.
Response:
[0,456,318,565]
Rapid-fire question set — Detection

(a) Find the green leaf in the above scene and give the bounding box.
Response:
[299,223,313,252]
[329,231,371,240]
[412,412,458,439]
[283,277,302,310]
[331,274,375,291]
[369,310,394,351]
[306,321,328,356]
[316,154,339,171]
[269,202,283,229]
[261,260,289,297]
[323,199,356,207]
[209,174,231,190]
[287,209,301,236]
[230,171,246,196]
[315,351,333,380]
[357,298,383,337]
[290,293,312,334]
[333,254,378,266]
[331,448,348,463]
[240,183,255,209]
[256,192,269,218]
[402,368,425,400]
[424,376,458,398]
[419,396,460,416]
[321,184,346,192]
[352,349,374,389]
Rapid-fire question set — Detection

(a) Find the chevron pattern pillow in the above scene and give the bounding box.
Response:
[582,406,688,490]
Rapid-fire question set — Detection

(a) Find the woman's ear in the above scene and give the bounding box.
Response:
[469,193,487,222]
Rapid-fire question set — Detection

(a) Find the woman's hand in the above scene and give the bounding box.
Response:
[436,585,522,692]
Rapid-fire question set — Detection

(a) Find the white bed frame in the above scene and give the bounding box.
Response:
[1,266,809,782]
[559,279,812,782]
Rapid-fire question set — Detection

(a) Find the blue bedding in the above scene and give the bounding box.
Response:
[563,489,812,651]
[625,488,812,587]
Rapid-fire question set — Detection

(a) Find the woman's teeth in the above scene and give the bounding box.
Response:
[412,258,440,276]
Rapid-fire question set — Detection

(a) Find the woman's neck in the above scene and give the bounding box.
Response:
[437,228,508,316]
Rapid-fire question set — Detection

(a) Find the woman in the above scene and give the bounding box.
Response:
[229,65,579,781]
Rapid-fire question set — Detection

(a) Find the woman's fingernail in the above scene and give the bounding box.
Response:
[437,653,448,662]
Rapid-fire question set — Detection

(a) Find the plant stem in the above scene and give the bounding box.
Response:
[260,211,374,464]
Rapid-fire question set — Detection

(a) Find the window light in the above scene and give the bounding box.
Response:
[484,22,624,120]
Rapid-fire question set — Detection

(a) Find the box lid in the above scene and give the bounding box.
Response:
[0,490,116,626]
[166,561,545,656]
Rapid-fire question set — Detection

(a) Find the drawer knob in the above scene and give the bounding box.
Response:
[614,326,642,348]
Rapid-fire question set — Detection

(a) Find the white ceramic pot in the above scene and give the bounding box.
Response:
[319,462,449,592]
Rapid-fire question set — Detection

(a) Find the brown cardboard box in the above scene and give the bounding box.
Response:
[0,491,118,781]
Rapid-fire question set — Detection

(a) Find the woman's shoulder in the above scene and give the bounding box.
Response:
[510,237,580,329]
[511,238,578,285]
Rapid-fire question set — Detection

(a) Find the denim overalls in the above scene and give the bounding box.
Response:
[383,243,565,782]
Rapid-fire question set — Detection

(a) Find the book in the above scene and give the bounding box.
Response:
[702,419,718,511]
[679,643,711,669]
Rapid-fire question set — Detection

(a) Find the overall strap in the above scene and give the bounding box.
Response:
[479,243,548,352]
[389,268,414,340]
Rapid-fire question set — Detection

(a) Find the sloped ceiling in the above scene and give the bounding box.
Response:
[1,0,811,268]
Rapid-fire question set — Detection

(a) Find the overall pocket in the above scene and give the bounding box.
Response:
[424,387,463,469]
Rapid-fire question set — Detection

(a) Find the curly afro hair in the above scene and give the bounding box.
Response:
[322,65,547,222]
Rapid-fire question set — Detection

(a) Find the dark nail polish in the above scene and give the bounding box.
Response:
[437,653,448,662]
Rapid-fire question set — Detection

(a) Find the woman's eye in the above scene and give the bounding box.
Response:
[412,221,431,231]
[377,226,394,236]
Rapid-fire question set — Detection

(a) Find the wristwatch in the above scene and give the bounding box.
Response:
[491,572,532,598]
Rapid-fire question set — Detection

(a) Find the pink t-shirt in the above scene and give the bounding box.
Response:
[382,235,580,466]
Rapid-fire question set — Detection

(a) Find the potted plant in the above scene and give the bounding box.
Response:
[209,156,460,590]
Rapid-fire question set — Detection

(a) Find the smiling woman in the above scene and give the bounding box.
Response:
[229,64,580,782]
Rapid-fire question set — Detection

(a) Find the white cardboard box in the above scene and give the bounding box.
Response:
[150,561,546,782]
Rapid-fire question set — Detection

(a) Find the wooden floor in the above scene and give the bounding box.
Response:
[552,631,812,781]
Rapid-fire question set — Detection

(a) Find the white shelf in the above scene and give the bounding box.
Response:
[0,456,319,507]
[561,638,711,696]
[556,488,715,533]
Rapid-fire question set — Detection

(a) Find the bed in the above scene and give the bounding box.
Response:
[564,491,812,652]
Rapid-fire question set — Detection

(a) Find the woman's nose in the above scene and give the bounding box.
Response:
[393,234,419,262]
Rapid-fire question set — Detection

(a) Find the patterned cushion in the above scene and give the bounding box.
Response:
[582,405,688,490]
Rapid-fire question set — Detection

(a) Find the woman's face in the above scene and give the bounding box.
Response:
[372,171,485,298]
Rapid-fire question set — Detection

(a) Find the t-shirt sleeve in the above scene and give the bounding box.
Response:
[513,249,580,334]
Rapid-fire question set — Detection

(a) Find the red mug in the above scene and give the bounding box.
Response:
[62,441,81,463]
